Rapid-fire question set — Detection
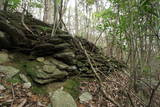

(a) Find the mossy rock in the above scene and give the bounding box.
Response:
[24,61,42,78]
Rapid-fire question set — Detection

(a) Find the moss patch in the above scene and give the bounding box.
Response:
[63,78,80,99]
[31,85,48,95]
[24,61,42,78]
[12,54,42,78]
[36,25,52,31]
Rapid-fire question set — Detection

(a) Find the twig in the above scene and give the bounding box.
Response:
[78,41,102,82]
[17,99,27,107]
[21,3,34,36]
[127,92,135,107]
[138,79,153,90]
[78,41,121,107]
[129,89,146,106]
[94,29,105,46]
[61,18,68,32]
[147,81,160,107]
[11,83,15,107]
[91,29,105,52]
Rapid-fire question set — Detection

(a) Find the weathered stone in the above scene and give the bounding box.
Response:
[54,43,71,50]
[34,78,57,84]
[0,65,20,79]
[36,68,68,79]
[43,65,57,74]
[19,74,30,83]
[43,60,52,65]
[30,64,68,84]
[36,57,45,62]
[23,82,31,89]
[50,88,77,107]
[48,38,65,45]
[0,84,6,91]
[79,92,92,103]
[54,51,75,65]
[54,51,75,58]
[68,66,77,71]
[0,51,9,64]
[49,58,69,70]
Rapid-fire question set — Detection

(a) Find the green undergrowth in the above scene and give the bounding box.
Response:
[7,74,22,84]
[36,25,52,31]
[63,78,80,99]
[31,83,48,95]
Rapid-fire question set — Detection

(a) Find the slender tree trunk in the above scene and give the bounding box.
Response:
[43,0,53,24]
[58,0,63,29]
[75,0,78,35]
[0,0,4,10]
[51,0,59,36]
[67,7,71,31]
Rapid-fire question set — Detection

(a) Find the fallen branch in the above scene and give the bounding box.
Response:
[21,4,35,36]
[78,41,121,107]
[17,99,27,107]
[127,92,135,107]
[91,29,105,52]
[129,89,146,106]
[11,83,15,107]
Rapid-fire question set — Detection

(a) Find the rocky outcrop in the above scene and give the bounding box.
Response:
[0,10,125,85]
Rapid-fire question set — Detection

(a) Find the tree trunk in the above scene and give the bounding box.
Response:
[43,0,53,24]
[75,0,78,35]
[0,0,4,10]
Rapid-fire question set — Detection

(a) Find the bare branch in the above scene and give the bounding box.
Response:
[147,81,160,107]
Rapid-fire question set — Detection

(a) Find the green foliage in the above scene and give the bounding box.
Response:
[7,75,22,84]
[95,8,116,19]
[24,61,42,78]
[143,66,151,73]
[139,0,158,17]
[94,0,160,53]
[86,0,95,5]
[8,0,21,10]
[31,85,47,95]
[156,55,160,60]
[37,25,52,31]
[28,2,43,8]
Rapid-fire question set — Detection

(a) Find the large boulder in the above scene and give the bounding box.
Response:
[50,88,77,107]
[79,92,92,103]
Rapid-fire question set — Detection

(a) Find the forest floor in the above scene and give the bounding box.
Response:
[1,64,159,107]
[1,71,130,107]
